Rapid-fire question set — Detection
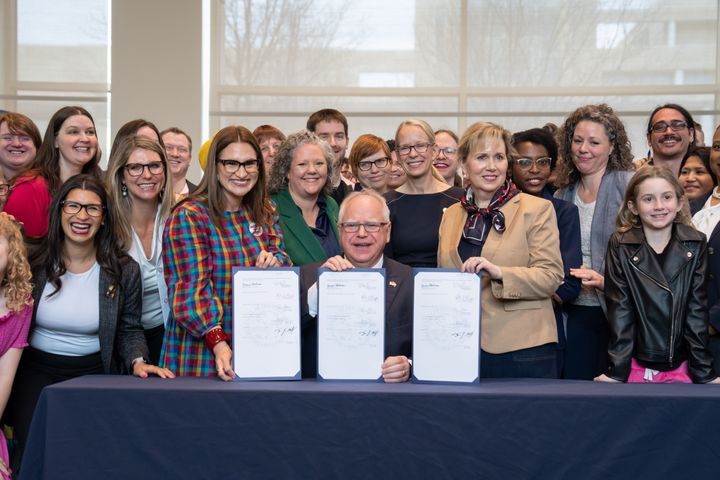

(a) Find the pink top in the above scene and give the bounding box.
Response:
[3,174,51,237]
[0,302,32,356]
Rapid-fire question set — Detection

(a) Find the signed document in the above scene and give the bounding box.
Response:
[412,269,481,384]
[232,267,301,380]
[317,269,385,381]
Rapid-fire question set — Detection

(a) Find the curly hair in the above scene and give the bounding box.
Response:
[616,166,691,233]
[266,130,335,196]
[555,104,634,189]
[0,212,32,312]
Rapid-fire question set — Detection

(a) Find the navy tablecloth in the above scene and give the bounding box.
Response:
[20,376,720,479]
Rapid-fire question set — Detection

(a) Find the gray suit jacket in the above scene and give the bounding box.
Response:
[31,256,148,373]
[554,169,633,276]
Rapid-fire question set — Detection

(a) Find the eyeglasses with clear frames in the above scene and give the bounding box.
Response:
[61,200,104,217]
[125,162,164,177]
[651,120,688,133]
[515,157,552,169]
[437,147,457,156]
[217,159,260,174]
[397,142,433,156]
[357,157,390,171]
[339,222,389,233]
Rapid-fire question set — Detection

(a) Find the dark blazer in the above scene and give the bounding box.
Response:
[299,257,413,378]
[604,224,715,383]
[31,256,148,374]
[272,188,340,266]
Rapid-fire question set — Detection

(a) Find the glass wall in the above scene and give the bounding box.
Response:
[212,0,720,157]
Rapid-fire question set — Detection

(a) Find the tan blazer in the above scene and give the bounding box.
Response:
[437,193,563,354]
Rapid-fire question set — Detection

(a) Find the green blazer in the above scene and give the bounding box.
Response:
[272,189,340,266]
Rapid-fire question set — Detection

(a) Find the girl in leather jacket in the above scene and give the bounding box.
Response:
[597,167,720,383]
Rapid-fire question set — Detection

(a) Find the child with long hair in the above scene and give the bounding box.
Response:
[0,213,33,479]
[596,166,719,383]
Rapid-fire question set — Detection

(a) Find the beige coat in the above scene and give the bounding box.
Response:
[437,193,563,354]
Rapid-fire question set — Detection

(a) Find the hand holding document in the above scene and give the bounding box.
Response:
[412,270,481,384]
[318,269,385,381]
[232,268,301,380]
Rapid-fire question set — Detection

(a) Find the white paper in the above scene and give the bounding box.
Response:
[318,270,385,380]
[413,271,481,383]
[232,268,301,379]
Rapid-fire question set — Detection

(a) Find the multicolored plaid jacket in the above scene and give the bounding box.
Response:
[159,198,290,376]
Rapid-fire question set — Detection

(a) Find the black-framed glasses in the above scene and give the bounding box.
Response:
[61,200,105,217]
[437,147,457,156]
[0,183,10,196]
[515,157,552,169]
[397,142,433,156]
[125,162,164,177]
[217,159,260,174]
[339,222,389,233]
[358,157,390,171]
[651,120,688,133]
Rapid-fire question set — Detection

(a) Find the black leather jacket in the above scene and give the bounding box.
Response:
[604,224,715,383]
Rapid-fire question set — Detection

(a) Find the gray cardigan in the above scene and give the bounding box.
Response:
[554,169,634,276]
[31,255,149,373]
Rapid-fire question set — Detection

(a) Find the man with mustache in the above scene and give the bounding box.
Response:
[635,103,696,176]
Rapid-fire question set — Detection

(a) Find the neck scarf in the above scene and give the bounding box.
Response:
[461,179,520,245]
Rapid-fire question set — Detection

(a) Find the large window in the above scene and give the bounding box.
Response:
[212,0,720,157]
[0,0,109,149]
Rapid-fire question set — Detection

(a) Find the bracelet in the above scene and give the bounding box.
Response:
[204,326,229,351]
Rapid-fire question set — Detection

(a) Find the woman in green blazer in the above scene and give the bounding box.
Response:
[268,130,340,266]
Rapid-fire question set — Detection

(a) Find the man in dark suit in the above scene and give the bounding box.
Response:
[300,190,412,382]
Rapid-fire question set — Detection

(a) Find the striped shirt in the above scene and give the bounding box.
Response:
[160,198,291,376]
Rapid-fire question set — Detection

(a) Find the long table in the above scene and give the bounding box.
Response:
[20,376,720,479]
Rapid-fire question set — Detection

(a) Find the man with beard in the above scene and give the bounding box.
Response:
[307,108,352,204]
[635,104,696,176]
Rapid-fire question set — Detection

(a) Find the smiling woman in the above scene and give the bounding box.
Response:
[268,130,340,266]
[554,104,635,380]
[437,121,563,379]
[3,106,102,243]
[6,174,172,469]
[383,119,464,268]
[105,136,174,365]
[161,125,290,380]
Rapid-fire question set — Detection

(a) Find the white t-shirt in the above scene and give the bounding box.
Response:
[31,262,101,356]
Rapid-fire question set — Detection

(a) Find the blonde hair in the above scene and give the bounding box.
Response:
[616,166,692,232]
[0,213,32,312]
[457,122,518,164]
[105,136,173,252]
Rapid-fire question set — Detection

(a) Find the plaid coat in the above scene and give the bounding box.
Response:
[159,198,290,376]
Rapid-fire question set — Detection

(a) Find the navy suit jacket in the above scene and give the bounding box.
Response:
[544,189,582,349]
[299,256,413,378]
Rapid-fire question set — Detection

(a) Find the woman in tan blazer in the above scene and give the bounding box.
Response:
[437,122,563,378]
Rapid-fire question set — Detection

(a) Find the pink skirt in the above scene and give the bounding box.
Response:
[627,358,692,383]
[0,430,9,480]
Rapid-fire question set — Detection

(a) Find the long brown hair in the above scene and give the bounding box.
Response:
[191,125,272,230]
